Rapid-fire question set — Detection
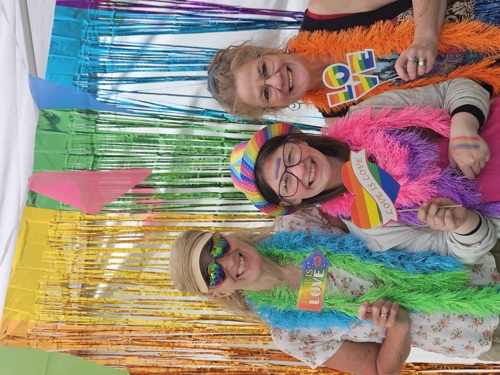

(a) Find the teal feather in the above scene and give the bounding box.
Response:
[258,231,464,273]
[244,231,499,330]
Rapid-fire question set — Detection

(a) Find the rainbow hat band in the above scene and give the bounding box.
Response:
[230,123,301,216]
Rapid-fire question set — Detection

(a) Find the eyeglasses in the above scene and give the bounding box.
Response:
[257,56,278,108]
[203,234,230,289]
[278,140,303,199]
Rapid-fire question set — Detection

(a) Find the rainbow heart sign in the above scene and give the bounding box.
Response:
[322,49,380,107]
[342,149,400,229]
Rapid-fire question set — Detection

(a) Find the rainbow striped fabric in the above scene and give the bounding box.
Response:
[230,123,300,216]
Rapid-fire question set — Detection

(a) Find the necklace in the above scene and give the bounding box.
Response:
[283,266,300,287]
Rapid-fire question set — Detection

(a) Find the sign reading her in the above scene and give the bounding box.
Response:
[322,49,380,107]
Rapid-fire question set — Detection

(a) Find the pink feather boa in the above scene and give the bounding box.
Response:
[320,106,453,219]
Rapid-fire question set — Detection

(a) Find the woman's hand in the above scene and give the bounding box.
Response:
[358,299,409,328]
[418,197,480,234]
[325,300,410,375]
[449,112,489,180]
[395,0,446,81]
[449,135,489,180]
[395,36,438,81]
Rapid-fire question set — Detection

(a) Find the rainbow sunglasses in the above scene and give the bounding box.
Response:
[203,234,230,289]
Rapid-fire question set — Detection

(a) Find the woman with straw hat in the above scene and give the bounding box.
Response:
[169,229,500,372]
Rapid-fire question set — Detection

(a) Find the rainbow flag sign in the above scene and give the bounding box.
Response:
[296,249,331,312]
[342,148,400,229]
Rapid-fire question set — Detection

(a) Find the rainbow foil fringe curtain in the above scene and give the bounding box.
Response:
[1,1,500,374]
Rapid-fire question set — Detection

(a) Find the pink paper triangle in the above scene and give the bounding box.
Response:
[29,169,153,214]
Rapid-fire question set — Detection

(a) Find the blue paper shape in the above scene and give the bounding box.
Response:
[300,249,332,269]
[29,75,129,113]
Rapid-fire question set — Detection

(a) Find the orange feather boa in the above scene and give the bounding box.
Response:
[288,20,500,114]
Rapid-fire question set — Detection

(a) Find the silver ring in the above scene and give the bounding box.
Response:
[408,56,417,65]
[381,313,388,320]
[417,57,427,66]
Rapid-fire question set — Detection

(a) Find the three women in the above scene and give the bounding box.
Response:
[170,2,500,371]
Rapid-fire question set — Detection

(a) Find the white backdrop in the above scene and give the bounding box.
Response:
[0,0,54,321]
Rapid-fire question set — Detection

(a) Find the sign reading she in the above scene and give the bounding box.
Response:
[341,149,400,229]
[297,249,331,312]
[322,49,380,107]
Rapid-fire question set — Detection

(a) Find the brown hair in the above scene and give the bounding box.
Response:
[207,42,284,119]
[255,133,350,209]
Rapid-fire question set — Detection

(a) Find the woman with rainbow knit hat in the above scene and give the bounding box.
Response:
[229,78,500,263]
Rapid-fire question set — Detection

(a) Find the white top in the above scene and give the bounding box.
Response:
[270,253,500,369]
[275,206,498,263]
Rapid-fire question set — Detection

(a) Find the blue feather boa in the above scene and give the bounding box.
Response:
[258,231,462,274]
[243,231,498,331]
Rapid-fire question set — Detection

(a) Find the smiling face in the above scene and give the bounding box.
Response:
[199,235,269,297]
[261,140,345,206]
[234,53,320,110]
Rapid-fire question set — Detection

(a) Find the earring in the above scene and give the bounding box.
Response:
[288,102,301,111]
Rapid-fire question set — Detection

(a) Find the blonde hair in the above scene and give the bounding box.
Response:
[210,226,275,320]
[207,42,284,119]
[170,226,274,321]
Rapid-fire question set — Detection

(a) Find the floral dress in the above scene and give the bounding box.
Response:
[275,207,345,236]
[270,253,500,369]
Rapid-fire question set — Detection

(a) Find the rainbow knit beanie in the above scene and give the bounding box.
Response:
[230,123,300,216]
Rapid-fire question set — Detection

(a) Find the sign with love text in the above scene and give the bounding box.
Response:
[296,249,331,312]
[322,49,380,107]
[341,149,400,229]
